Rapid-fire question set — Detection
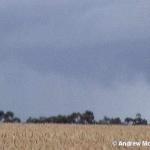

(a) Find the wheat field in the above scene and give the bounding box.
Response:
[0,124,149,150]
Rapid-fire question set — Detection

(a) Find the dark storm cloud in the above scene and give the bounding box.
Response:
[0,0,150,119]
[1,0,150,83]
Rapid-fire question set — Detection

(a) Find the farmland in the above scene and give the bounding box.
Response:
[0,124,149,150]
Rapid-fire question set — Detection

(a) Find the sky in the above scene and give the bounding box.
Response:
[0,0,150,121]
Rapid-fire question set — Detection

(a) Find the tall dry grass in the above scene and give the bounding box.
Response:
[0,124,149,150]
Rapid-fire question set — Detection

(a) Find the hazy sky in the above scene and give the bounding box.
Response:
[0,0,150,120]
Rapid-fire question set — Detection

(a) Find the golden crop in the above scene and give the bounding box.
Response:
[0,124,149,150]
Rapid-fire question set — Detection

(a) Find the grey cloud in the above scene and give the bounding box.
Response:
[1,0,150,47]
[0,61,150,120]
[0,0,150,119]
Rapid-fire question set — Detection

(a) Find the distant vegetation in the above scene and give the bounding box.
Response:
[0,110,148,125]
[0,111,21,123]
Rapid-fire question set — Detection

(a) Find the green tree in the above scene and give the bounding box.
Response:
[0,110,4,121]
[4,111,14,122]
[82,110,95,124]
[124,117,134,125]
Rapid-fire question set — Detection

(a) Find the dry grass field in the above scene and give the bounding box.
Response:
[0,124,149,150]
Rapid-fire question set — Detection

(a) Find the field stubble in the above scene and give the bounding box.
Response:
[0,124,149,150]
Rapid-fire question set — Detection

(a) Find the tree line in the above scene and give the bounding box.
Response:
[0,110,148,125]
[0,111,21,123]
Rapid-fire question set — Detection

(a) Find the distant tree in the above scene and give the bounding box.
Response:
[68,112,82,124]
[46,116,54,123]
[24,111,148,125]
[133,113,147,125]
[4,111,14,122]
[135,113,141,120]
[110,117,121,125]
[38,117,47,123]
[82,110,95,124]
[103,116,111,124]
[26,117,33,123]
[124,117,134,125]
[0,110,4,121]
[141,119,148,125]
[12,117,21,123]
[55,115,68,123]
